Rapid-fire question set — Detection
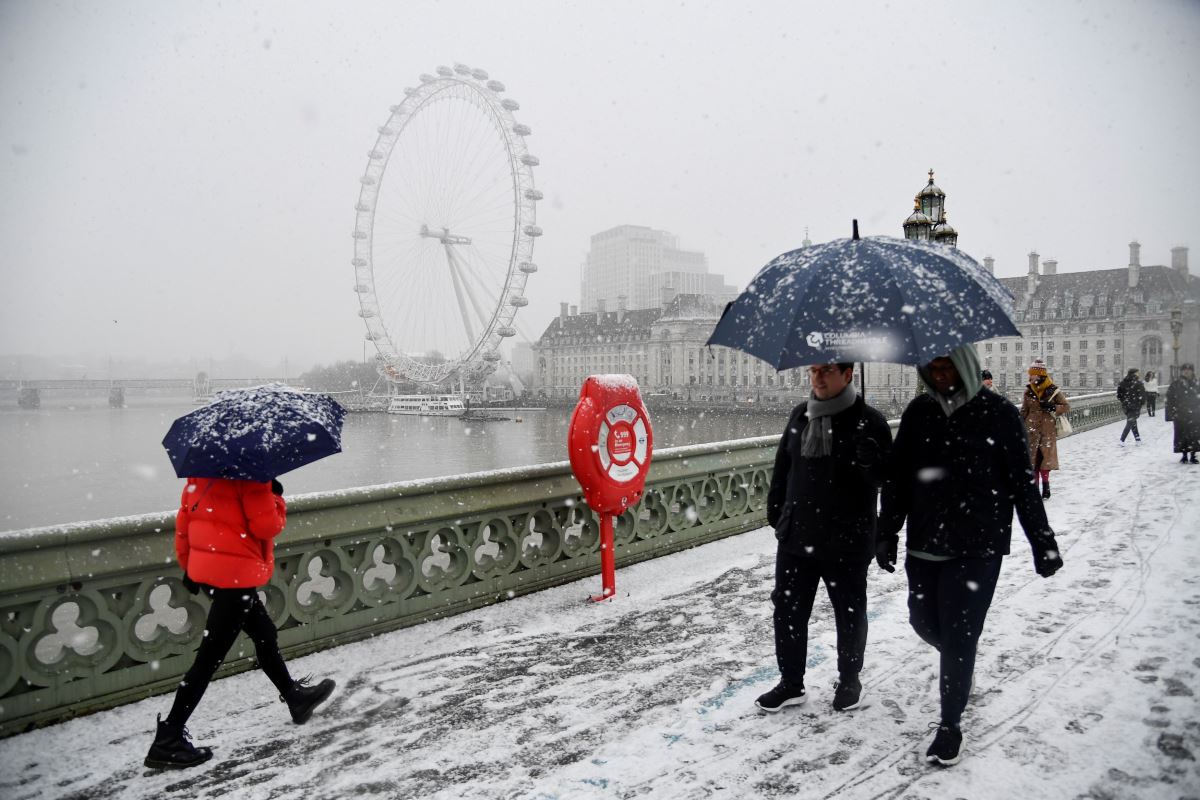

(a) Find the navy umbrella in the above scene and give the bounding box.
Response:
[163,383,347,482]
[706,224,1019,367]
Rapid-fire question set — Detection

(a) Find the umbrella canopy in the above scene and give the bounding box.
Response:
[163,383,347,482]
[706,232,1019,368]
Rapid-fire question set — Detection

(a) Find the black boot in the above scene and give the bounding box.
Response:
[1191,453,1199,464]
[1182,453,1190,464]
[284,676,336,724]
[1041,481,1051,500]
[144,715,213,770]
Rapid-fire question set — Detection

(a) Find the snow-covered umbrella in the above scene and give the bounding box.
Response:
[162,383,346,482]
[706,222,1019,367]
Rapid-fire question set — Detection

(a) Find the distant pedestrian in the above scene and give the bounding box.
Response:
[144,477,336,770]
[758,362,893,714]
[879,345,1063,768]
[1116,368,1145,445]
[980,369,995,392]
[1020,358,1069,499]
[1165,363,1200,464]
[1144,371,1159,417]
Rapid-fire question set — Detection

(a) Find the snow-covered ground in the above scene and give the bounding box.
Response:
[2,418,1198,800]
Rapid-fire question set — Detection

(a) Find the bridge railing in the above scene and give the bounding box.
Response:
[0,391,1122,737]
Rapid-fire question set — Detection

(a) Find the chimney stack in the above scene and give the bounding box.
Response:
[1129,240,1141,288]
[1043,259,1058,276]
[570,304,578,316]
[597,298,606,315]
[983,256,995,275]
[617,295,627,324]
[1027,251,1039,295]
[560,302,569,320]
[1172,246,1189,278]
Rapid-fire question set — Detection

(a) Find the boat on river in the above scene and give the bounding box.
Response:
[387,394,467,417]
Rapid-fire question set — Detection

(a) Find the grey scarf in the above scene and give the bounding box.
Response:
[801,383,857,458]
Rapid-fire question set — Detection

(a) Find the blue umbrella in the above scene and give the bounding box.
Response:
[163,383,347,482]
[706,224,1019,367]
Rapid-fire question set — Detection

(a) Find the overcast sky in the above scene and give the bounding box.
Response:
[1,0,1197,373]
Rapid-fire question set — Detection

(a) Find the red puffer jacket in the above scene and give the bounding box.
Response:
[175,477,287,589]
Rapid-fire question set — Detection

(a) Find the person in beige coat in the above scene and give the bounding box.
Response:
[1020,358,1069,499]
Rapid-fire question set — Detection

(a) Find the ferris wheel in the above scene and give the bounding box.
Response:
[353,63,541,387]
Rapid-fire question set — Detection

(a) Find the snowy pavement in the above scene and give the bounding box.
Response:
[2,418,1199,800]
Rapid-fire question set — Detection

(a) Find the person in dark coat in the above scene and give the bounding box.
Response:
[980,369,995,392]
[1165,363,1200,463]
[1116,368,1145,445]
[878,344,1063,767]
[757,363,893,714]
[144,477,337,770]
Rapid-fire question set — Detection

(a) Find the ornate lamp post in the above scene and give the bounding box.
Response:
[1170,305,1183,379]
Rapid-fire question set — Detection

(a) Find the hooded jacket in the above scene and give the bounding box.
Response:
[881,345,1058,561]
[767,393,893,561]
[174,477,287,589]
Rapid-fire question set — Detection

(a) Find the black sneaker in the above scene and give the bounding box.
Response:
[832,674,863,711]
[144,715,213,770]
[925,723,964,766]
[285,676,336,724]
[755,680,806,712]
[1191,454,1199,464]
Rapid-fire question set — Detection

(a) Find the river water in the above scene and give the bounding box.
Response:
[0,394,785,532]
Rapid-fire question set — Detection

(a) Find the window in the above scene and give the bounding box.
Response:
[1063,355,1071,368]
[1063,341,1071,351]
[1080,340,1088,350]
[985,343,993,353]
[1115,339,1121,350]
[1031,341,1039,351]
[1015,342,1024,352]
[1000,342,1008,352]
[1096,372,1104,386]
[1047,341,1055,351]
[1047,355,1055,368]
[1141,337,1163,366]
[1096,340,1105,350]
[1080,355,1088,368]
[1097,355,1106,368]
[1078,373,1088,387]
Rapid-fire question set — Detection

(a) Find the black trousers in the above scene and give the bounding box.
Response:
[167,587,293,726]
[905,554,1002,729]
[1120,413,1141,442]
[772,547,869,684]
[1146,394,1157,416]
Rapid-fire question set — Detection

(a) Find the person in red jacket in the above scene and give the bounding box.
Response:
[144,477,336,770]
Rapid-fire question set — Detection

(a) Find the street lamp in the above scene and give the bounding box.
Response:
[1170,305,1183,379]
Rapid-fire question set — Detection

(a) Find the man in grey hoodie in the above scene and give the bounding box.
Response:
[879,345,1063,767]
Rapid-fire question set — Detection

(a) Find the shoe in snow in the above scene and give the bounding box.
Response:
[285,676,336,724]
[1041,483,1051,500]
[755,680,806,712]
[925,723,964,766]
[1192,453,1199,464]
[144,716,213,770]
[832,674,863,711]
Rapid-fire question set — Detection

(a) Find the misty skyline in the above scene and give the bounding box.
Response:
[1,0,1197,375]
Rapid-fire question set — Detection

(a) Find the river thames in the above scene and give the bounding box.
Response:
[0,393,786,532]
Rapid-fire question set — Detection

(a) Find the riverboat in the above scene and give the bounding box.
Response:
[387,394,467,417]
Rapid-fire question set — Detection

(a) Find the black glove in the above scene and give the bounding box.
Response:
[854,434,881,468]
[1039,400,1056,412]
[181,575,201,594]
[270,478,284,496]
[875,537,897,573]
[1034,546,1063,578]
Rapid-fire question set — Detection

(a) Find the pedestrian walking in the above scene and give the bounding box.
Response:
[144,477,337,770]
[980,369,995,392]
[1116,368,1145,445]
[1165,363,1200,464]
[1144,371,1159,417]
[878,345,1063,767]
[1020,358,1069,499]
[758,362,893,714]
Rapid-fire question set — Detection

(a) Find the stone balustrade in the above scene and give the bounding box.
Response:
[0,391,1122,737]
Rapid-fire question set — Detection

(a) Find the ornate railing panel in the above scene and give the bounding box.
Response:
[0,393,1123,737]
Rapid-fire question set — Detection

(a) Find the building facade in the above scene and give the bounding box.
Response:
[580,225,736,313]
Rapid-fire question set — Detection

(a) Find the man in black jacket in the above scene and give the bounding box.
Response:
[756,362,893,714]
[878,345,1063,767]
[1116,367,1145,445]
